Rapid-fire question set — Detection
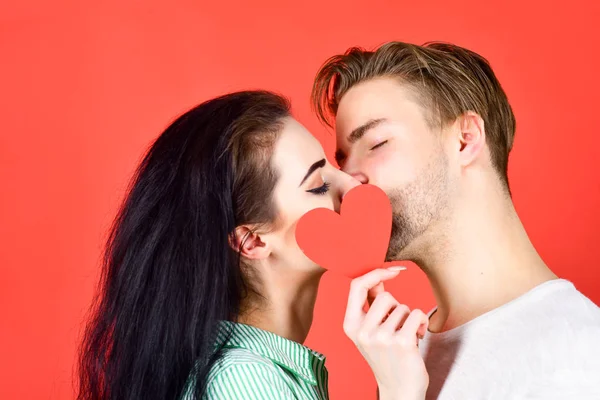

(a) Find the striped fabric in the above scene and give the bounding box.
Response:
[181,321,329,399]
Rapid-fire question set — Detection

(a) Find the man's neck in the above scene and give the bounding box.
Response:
[239,267,324,344]
[416,185,557,333]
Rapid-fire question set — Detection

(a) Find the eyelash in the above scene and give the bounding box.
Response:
[370,140,388,150]
[307,182,330,195]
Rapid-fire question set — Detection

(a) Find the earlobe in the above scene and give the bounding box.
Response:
[457,112,486,167]
[229,226,270,260]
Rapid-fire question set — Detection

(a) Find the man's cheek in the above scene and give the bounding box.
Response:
[364,157,393,189]
[368,150,395,174]
[371,153,412,189]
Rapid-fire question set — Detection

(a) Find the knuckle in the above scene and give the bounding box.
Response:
[414,308,426,317]
[374,331,392,345]
[342,322,352,337]
[356,330,370,345]
[396,335,412,348]
[377,292,395,304]
[379,292,393,301]
[396,304,410,314]
[349,279,362,291]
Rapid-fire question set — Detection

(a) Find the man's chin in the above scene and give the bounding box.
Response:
[385,245,405,262]
[385,235,418,262]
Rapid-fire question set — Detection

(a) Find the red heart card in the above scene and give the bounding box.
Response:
[295,184,393,278]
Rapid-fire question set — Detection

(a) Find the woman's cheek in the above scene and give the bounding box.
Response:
[285,198,332,246]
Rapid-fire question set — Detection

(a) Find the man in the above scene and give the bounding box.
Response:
[312,42,600,399]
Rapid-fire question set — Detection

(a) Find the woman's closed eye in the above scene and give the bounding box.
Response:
[306,182,330,195]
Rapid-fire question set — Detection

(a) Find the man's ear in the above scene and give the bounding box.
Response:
[228,226,271,260]
[456,111,486,167]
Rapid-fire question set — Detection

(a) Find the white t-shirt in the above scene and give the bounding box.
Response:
[419,279,600,400]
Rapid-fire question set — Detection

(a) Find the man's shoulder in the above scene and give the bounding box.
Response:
[421,281,600,399]
[525,280,600,328]
[461,280,600,357]
[467,280,599,331]
[518,282,600,365]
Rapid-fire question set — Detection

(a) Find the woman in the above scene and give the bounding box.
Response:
[77,90,427,400]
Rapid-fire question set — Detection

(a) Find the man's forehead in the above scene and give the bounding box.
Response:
[333,80,417,159]
[334,78,415,131]
[336,98,391,138]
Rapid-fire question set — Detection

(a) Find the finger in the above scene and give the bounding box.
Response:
[417,316,429,339]
[362,292,400,331]
[367,282,385,307]
[380,304,411,333]
[367,267,405,307]
[345,268,402,329]
[397,309,429,341]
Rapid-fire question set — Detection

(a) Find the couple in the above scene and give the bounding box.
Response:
[78,42,600,400]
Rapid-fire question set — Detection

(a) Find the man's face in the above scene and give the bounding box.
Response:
[335,77,452,261]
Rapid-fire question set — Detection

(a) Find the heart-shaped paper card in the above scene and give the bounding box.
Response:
[295,184,392,278]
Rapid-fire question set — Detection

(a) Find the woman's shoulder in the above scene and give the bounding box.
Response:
[181,348,288,399]
[208,347,279,378]
[203,348,296,398]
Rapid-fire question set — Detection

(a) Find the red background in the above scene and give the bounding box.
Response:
[1,1,599,399]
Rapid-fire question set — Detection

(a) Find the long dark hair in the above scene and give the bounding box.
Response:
[77,91,291,400]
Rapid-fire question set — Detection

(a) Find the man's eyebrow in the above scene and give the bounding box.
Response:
[348,118,387,144]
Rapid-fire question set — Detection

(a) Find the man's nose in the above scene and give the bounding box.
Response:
[346,172,368,184]
[340,157,369,184]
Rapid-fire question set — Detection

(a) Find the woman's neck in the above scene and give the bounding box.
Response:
[238,268,325,344]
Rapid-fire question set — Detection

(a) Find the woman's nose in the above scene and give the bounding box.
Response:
[332,170,361,213]
[340,174,361,200]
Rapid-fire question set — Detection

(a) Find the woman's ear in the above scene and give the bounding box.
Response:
[229,226,271,260]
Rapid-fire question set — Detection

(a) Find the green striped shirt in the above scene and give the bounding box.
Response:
[182,321,329,399]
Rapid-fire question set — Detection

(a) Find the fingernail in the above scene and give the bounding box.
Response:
[387,266,406,272]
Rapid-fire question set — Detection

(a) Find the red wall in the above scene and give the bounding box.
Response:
[1,1,599,398]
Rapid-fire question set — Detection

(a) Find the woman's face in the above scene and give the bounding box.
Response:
[260,117,360,272]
